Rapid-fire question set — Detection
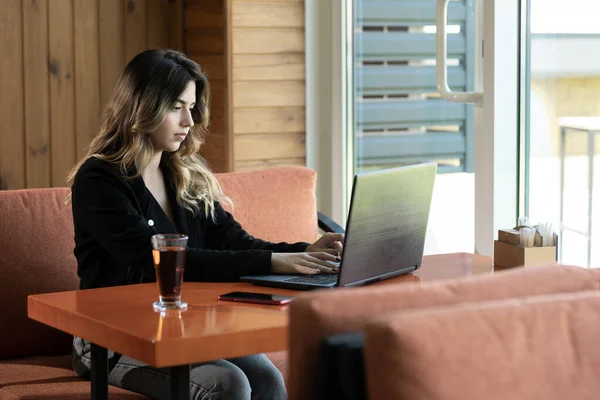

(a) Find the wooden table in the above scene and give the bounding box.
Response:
[27,252,493,400]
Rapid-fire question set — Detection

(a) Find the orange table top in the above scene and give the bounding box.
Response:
[27,252,493,367]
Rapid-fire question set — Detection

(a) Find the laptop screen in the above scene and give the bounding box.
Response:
[337,163,437,287]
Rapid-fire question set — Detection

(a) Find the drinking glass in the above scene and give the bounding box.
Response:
[151,234,188,312]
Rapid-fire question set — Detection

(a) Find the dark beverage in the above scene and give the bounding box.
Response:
[153,246,186,304]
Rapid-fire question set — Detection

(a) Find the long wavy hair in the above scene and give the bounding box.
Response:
[66,49,229,219]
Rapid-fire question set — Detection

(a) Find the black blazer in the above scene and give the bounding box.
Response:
[71,157,309,289]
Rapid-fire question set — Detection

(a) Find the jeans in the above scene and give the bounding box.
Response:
[72,337,287,400]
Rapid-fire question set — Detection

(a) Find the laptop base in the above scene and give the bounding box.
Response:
[240,274,337,290]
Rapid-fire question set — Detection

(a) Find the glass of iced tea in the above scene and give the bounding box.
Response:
[151,234,188,312]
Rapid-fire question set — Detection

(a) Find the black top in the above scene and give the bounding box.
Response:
[71,157,309,289]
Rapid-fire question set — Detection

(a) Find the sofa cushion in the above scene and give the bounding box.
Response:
[0,188,79,359]
[364,290,600,400]
[216,166,319,244]
[0,355,146,399]
[287,264,600,400]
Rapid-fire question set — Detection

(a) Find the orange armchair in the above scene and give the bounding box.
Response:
[287,264,600,400]
[365,290,600,400]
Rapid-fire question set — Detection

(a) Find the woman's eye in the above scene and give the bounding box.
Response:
[172,106,181,111]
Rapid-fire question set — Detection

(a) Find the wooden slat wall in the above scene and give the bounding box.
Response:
[74,0,101,161]
[231,0,306,172]
[184,0,306,173]
[0,0,182,189]
[185,0,231,173]
[49,0,74,186]
[0,0,25,189]
[24,0,51,188]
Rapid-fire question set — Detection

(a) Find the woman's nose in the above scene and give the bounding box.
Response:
[181,109,194,128]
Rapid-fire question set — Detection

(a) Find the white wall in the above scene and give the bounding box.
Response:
[531,36,600,78]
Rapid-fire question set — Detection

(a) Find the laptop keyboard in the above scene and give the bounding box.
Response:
[285,274,338,285]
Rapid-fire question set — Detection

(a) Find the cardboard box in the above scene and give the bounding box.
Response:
[494,240,557,268]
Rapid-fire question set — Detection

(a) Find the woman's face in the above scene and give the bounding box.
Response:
[149,81,196,153]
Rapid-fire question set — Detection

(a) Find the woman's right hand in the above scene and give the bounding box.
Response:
[271,252,340,275]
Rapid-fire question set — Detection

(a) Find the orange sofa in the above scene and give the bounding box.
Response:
[364,289,600,400]
[287,264,600,400]
[0,166,333,399]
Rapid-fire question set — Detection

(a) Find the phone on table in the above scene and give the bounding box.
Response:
[218,291,294,305]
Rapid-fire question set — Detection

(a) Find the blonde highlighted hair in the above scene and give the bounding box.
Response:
[66,49,229,219]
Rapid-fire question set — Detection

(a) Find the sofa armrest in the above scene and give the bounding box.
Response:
[317,212,345,234]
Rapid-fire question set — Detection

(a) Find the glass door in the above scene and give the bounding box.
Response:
[521,0,600,267]
[345,0,520,256]
[349,0,478,255]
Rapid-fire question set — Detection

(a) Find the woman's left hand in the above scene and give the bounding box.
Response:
[306,232,345,258]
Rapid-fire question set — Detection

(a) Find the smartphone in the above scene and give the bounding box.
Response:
[218,291,294,305]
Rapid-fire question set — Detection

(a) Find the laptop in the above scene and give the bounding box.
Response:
[240,162,437,290]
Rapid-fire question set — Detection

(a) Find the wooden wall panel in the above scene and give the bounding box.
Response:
[23,0,50,188]
[233,54,304,81]
[186,0,231,173]
[0,0,182,189]
[124,0,147,63]
[99,0,125,108]
[232,28,304,54]
[234,157,306,172]
[185,0,306,173]
[231,0,306,172]
[234,132,306,161]
[49,0,75,187]
[74,0,101,160]
[147,0,170,49]
[186,0,224,29]
[186,29,225,54]
[232,1,303,28]
[230,0,301,2]
[0,0,25,189]
[184,0,306,173]
[233,107,305,134]
[199,55,227,81]
[170,0,184,51]
[233,81,305,108]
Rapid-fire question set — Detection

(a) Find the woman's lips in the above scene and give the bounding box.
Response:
[174,133,187,140]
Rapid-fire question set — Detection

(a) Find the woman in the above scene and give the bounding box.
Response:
[67,49,344,400]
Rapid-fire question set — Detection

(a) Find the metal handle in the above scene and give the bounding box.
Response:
[435,0,483,106]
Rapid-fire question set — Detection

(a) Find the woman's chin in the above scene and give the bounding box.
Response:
[165,144,183,153]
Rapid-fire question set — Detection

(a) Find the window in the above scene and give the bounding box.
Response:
[522,0,600,267]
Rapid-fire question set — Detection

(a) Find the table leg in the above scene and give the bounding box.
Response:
[91,343,108,400]
[171,365,191,400]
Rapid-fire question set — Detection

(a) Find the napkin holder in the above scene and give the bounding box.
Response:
[494,226,558,268]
